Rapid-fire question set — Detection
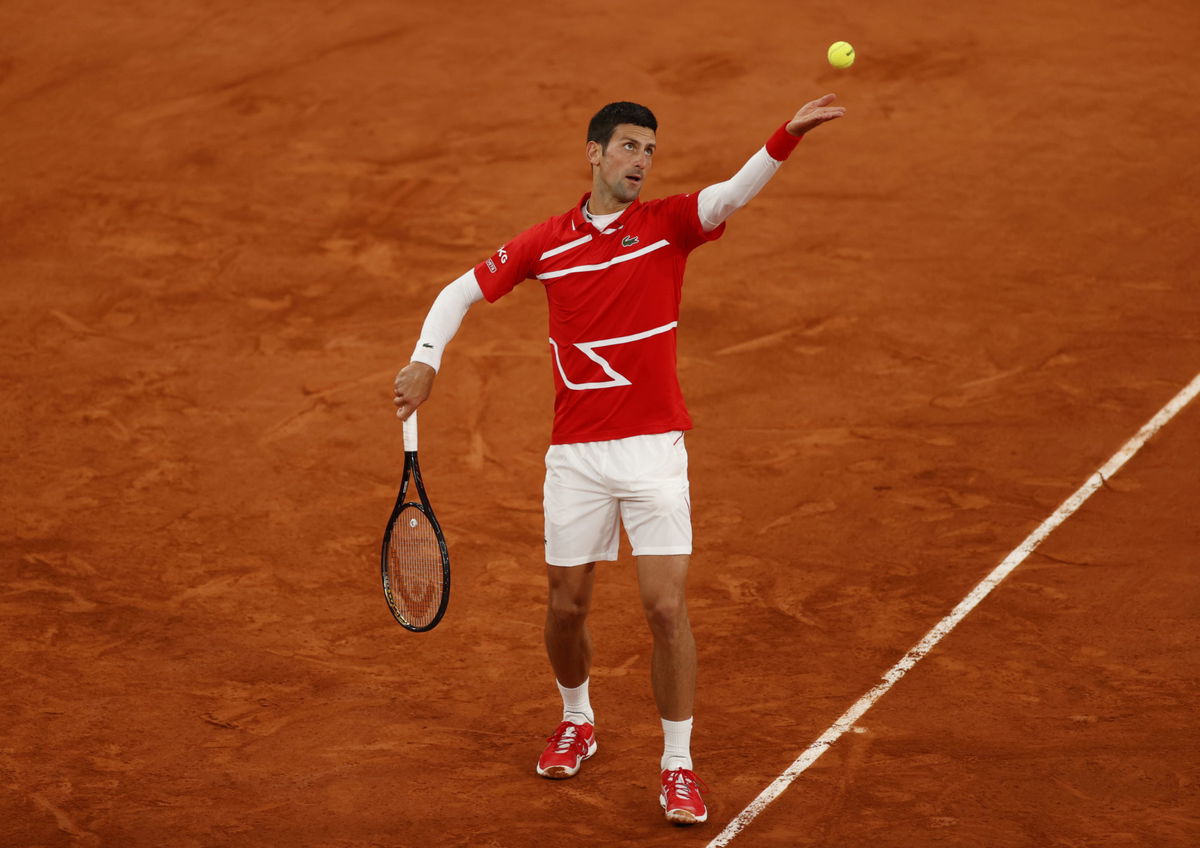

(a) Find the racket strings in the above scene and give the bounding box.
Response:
[386,507,444,627]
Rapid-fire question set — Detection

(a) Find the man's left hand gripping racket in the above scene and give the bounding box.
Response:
[380,411,450,632]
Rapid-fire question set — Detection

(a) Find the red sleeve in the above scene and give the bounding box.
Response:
[657,192,725,254]
[473,222,546,303]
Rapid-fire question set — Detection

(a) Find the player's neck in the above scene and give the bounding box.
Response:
[587,187,634,216]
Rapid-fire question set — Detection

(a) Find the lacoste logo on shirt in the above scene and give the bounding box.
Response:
[622,235,639,247]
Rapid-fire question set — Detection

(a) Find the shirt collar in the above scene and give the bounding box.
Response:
[571,192,639,233]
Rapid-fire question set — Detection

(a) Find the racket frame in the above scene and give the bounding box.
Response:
[380,412,451,632]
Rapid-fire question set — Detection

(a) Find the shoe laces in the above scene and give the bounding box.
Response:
[664,768,708,801]
[546,721,590,755]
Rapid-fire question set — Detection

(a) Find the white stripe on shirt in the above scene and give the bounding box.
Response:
[536,239,671,281]
[540,234,593,261]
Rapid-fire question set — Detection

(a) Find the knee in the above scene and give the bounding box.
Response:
[547,593,589,631]
[643,596,689,639]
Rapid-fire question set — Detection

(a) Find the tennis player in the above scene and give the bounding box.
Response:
[393,94,845,825]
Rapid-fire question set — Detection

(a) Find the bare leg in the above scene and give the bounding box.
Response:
[544,562,596,688]
[636,554,695,721]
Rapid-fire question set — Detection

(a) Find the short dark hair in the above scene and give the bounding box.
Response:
[587,102,657,149]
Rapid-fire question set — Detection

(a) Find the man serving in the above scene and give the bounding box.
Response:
[392,94,845,825]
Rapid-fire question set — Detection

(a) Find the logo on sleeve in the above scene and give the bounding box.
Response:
[485,244,509,274]
[621,235,639,247]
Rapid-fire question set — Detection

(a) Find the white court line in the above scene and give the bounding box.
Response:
[708,371,1200,848]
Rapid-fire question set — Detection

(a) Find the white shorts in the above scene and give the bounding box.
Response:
[544,430,692,567]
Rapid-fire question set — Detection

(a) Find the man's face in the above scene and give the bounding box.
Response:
[588,123,656,206]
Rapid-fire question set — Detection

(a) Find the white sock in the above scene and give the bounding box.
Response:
[557,679,594,725]
[661,717,693,771]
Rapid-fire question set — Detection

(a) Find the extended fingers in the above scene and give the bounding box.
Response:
[796,93,840,118]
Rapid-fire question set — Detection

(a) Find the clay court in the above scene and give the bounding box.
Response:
[3,1,1198,846]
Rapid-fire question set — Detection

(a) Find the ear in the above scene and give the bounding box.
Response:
[586,140,602,167]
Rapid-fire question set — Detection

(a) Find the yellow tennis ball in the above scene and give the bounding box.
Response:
[828,41,855,69]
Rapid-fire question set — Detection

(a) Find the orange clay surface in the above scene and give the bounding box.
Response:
[3,1,1198,846]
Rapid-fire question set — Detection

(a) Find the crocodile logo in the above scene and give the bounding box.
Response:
[621,235,639,247]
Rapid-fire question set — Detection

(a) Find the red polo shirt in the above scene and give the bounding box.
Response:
[474,192,725,444]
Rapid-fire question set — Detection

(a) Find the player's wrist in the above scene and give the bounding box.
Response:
[408,352,441,373]
[766,122,803,161]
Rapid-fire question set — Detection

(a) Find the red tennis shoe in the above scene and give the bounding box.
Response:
[660,767,709,824]
[536,720,597,779]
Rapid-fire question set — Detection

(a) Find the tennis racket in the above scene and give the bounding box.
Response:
[380,410,450,632]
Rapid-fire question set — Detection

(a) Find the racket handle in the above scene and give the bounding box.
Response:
[402,409,418,452]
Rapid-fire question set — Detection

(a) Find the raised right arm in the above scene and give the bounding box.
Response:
[695,93,846,232]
